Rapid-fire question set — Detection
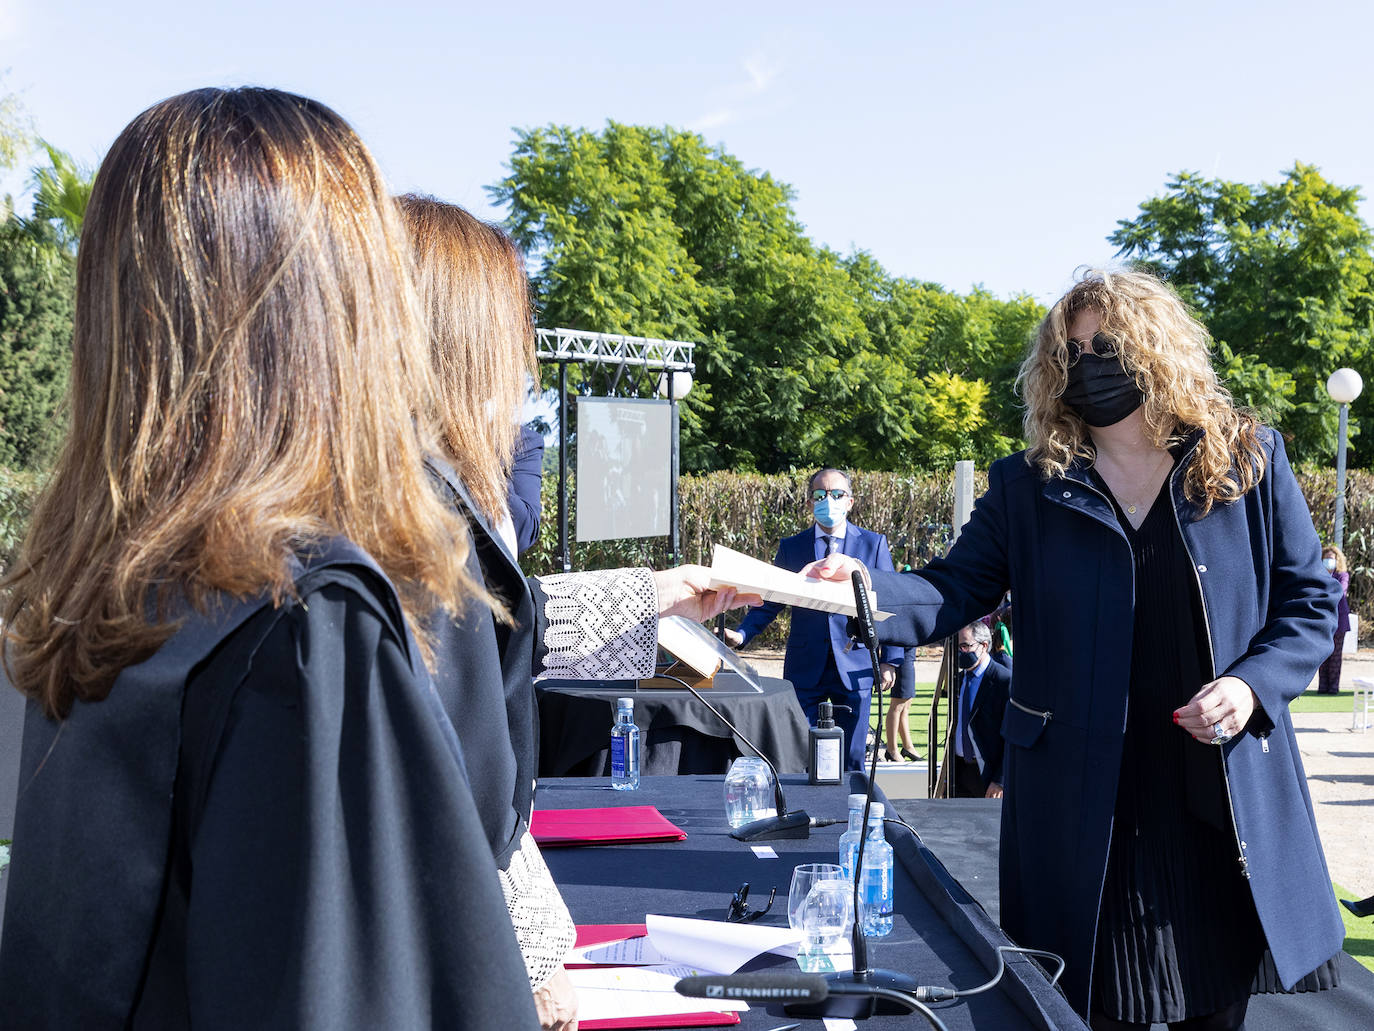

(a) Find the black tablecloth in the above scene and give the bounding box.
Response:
[889,796,1374,1031]
[536,674,811,777]
[535,772,1088,1030]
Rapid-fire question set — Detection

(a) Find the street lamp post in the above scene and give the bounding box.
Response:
[1326,368,1364,551]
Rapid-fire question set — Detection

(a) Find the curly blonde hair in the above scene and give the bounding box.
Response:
[1016,267,1264,514]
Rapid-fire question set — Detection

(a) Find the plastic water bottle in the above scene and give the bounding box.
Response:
[858,803,893,936]
[610,696,640,790]
[838,793,867,878]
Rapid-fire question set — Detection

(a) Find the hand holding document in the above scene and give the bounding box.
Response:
[706,545,892,621]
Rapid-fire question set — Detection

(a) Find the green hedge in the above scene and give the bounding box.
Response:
[1,463,1367,647]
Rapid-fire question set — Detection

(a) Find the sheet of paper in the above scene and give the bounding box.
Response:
[567,965,748,1021]
[569,934,671,966]
[707,545,893,621]
[645,914,801,973]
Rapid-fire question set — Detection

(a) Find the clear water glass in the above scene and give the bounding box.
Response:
[797,879,852,973]
[787,862,844,931]
[723,756,776,829]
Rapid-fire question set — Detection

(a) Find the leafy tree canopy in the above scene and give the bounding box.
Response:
[492,122,1042,474]
[1111,163,1374,464]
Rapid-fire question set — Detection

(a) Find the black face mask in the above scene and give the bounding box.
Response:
[957,650,978,670]
[1062,353,1143,427]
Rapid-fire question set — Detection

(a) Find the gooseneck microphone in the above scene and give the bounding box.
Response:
[653,674,812,840]
[675,971,829,1003]
[782,571,923,1019]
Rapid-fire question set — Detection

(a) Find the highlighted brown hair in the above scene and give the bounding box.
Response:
[3,87,480,718]
[1016,267,1265,514]
[397,195,536,522]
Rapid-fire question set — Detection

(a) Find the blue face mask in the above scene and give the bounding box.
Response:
[813,497,847,529]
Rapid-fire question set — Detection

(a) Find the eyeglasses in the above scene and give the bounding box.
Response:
[726,882,776,922]
[811,488,851,502]
[1065,332,1121,366]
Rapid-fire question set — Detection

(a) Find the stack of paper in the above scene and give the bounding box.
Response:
[566,916,811,1029]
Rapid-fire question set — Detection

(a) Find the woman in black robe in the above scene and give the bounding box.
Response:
[0,88,540,1029]
[399,196,754,1030]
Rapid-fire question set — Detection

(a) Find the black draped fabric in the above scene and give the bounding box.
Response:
[424,456,544,868]
[1088,472,1336,1025]
[0,544,539,1030]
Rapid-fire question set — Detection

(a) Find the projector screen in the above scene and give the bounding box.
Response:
[575,396,672,541]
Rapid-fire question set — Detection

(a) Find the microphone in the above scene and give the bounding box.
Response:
[656,674,811,840]
[781,572,922,1019]
[675,971,829,1003]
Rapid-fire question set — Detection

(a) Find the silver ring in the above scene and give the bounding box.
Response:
[1211,722,1232,746]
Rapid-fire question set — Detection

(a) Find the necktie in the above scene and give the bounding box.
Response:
[823,535,835,557]
[959,672,976,761]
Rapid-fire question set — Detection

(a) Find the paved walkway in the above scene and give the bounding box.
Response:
[744,647,1374,895]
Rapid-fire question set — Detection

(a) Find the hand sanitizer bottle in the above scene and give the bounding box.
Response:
[808,699,845,785]
[610,696,640,790]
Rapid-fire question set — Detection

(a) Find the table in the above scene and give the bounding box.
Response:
[535,772,1087,1030]
[536,673,811,777]
[886,797,1374,1031]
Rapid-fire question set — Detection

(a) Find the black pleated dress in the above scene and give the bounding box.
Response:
[1089,471,1268,1024]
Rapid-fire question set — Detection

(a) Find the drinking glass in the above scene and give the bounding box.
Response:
[788,862,844,931]
[723,756,776,829]
[797,879,852,972]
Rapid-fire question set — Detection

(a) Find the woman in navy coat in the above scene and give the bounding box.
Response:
[810,269,1343,1029]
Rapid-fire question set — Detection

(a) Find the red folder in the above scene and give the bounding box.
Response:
[572,924,740,1029]
[530,806,688,847]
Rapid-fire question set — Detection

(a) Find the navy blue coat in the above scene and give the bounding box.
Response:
[868,429,1342,1017]
[964,658,1011,788]
[736,522,903,693]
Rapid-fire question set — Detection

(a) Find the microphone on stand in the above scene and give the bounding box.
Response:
[654,674,812,840]
[784,570,921,1019]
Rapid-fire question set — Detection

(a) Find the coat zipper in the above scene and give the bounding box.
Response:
[1008,696,1053,724]
[1170,476,1250,880]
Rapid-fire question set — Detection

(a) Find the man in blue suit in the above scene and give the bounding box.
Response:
[724,468,903,770]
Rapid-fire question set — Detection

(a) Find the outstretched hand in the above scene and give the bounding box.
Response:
[799,553,869,586]
[654,565,763,623]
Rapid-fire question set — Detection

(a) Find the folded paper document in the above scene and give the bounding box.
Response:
[707,544,892,621]
[530,806,688,847]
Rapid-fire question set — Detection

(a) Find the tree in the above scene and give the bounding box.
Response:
[1111,164,1374,464]
[28,142,92,254]
[0,214,73,468]
[493,122,1042,474]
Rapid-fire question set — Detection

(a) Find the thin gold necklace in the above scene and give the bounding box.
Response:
[1098,450,1172,516]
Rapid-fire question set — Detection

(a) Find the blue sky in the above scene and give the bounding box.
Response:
[3,0,1373,306]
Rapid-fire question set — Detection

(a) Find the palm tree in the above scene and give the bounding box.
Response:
[28,141,92,254]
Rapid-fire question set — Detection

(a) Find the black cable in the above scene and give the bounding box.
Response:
[912,945,1066,1002]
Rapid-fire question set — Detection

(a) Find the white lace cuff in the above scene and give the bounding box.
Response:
[498,828,577,989]
[535,567,659,680]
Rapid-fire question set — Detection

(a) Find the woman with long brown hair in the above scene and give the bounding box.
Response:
[398,194,756,1031]
[808,268,1343,1029]
[0,88,540,1028]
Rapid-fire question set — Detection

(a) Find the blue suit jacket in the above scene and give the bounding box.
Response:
[736,523,903,696]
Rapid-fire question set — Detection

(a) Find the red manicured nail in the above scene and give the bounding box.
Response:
[1172,712,1180,724]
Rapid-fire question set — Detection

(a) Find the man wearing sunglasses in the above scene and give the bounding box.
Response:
[724,468,902,770]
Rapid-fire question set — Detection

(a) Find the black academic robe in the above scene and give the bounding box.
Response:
[0,540,539,1030]
[424,456,545,868]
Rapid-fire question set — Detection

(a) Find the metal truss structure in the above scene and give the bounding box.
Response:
[535,327,699,571]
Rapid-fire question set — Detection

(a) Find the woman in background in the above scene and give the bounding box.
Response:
[399,195,755,1031]
[0,88,539,1029]
[1317,545,1351,694]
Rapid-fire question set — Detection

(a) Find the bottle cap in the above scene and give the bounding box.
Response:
[816,699,836,728]
[866,802,885,821]
[617,696,634,709]
[848,793,867,811]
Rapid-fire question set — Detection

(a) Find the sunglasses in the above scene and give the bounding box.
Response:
[811,488,851,502]
[1064,332,1121,366]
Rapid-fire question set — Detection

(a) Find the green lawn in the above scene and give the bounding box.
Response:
[1292,689,1365,715]
[870,682,939,757]
[1334,883,1374,973]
